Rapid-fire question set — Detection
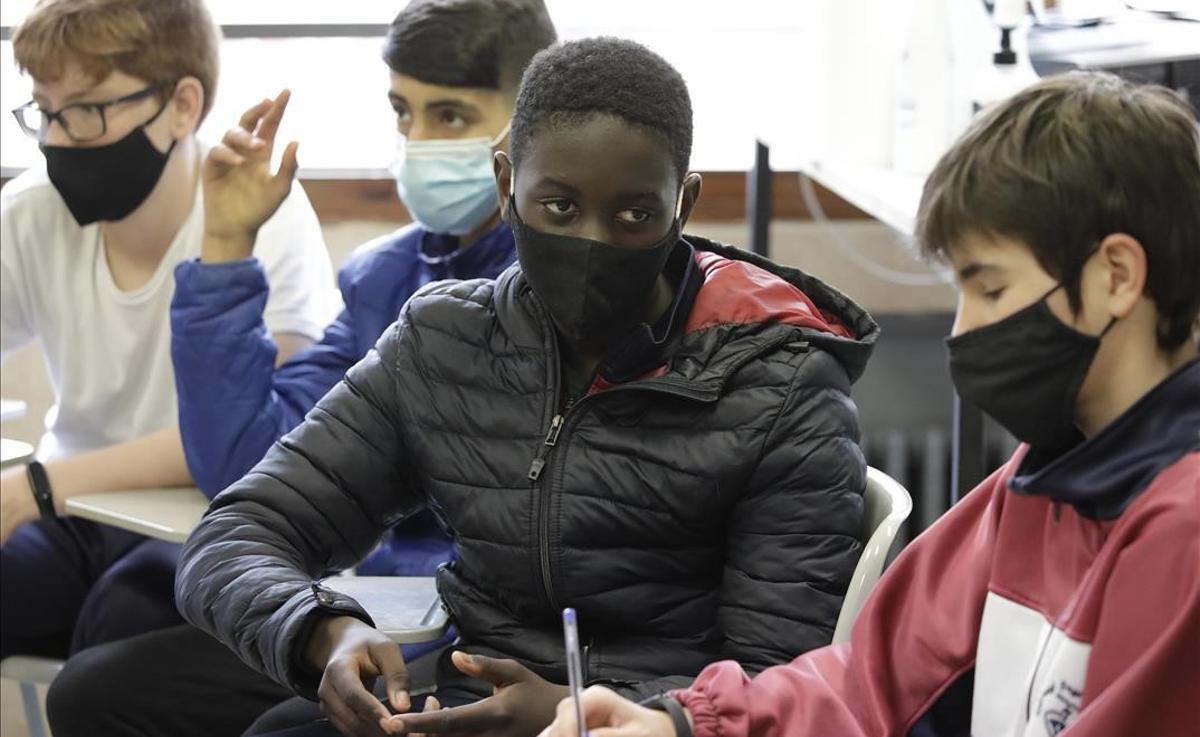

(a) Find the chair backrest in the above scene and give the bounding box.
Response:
[831,466,913,644]
[0,655,63,685]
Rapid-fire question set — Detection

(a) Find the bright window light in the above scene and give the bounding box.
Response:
[2,1,815,174]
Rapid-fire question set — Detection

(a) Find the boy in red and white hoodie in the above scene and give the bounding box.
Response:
[540,72,1200,737]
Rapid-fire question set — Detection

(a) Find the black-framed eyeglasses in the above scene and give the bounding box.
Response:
[11,82,174,144]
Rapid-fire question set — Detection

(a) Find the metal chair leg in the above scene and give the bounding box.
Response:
[19,680,49,737]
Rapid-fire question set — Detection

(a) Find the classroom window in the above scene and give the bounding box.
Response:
[1,0,817,177]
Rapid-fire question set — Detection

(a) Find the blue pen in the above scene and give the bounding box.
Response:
[562,608,585,737]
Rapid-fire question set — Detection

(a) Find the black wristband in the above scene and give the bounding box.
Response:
[640,695,692,737]
[25,461,56,521]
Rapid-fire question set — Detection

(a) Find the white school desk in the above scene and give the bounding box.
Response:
[322,576,449,644]
[1,437,34,469]
[63,486,448,642]
[65,487,209,544]
[1,398,28,422]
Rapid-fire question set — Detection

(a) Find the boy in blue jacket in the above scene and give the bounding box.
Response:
[45,3,557,737]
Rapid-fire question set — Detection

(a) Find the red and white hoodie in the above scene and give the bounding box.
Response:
[675,359,1200,737]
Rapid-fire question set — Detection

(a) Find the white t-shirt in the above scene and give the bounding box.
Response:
[0,163,339,459]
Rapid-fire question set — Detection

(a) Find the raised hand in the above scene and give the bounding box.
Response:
[201,89,300,263]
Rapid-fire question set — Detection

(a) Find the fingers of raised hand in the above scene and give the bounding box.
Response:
[274,141,300,187]
[221,127,267,157]
[254,89,292,145]
[238,98,273,131]
[205,143,246,171]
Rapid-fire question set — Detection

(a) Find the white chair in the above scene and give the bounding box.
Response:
[832,466,913,644]
[1,655,63,737]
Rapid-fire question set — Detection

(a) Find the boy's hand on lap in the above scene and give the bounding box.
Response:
[385,651,569,737]
[201,89,300,263]
[308,615,410,737]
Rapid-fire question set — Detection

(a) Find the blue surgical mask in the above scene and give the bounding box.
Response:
[391,121,510,236]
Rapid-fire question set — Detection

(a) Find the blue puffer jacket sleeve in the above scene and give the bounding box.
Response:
[172,257,360,499]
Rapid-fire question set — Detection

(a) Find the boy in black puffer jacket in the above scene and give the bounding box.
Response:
[177,36,879,737]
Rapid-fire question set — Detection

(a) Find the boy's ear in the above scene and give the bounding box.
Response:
[677,172,703,228]
[1093,232,1147,320]
[167,76,204,138]
[493,150,514,219]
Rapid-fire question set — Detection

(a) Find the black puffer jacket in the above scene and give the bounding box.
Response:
[176,237,879,701]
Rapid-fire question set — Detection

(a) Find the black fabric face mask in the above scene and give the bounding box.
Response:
[508,200,679,351]
[946,285,1116,450]
[41,108,176,226]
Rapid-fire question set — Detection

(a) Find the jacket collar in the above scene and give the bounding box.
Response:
[496,233,878,400]
[1010,358,1200,519]
[418,220,514,279]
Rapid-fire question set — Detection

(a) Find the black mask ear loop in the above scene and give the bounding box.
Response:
[1058,244,1124,339]
[1098,315,1119,338]
[1044,282,1119,340]
[144,82,179,158]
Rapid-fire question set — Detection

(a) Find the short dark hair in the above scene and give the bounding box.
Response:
[383,0,556,91]
[916,71,1200,350]
[511,37,693,179]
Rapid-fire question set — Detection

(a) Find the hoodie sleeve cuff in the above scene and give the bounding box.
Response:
[641,695,694,737]
[172,257,269,325]
[671,688,719,737]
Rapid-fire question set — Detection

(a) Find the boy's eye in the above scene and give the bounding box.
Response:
[539,198,577,217]
[438,109,467,129]
[616,208,652,225]
[982,287,1006,302]
[393,107,411,129]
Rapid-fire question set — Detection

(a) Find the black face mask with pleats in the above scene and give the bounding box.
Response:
[508,200,678,351]
[946,285,1116,450]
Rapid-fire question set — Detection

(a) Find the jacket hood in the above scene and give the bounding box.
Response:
[681,235,879,384]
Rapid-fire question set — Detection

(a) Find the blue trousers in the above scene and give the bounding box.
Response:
[0,516,182,659]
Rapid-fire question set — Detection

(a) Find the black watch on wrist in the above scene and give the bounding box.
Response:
[25,461,56,521]
[640,695,692,737]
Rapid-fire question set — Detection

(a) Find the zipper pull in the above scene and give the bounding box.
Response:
[544,415,564,446]
[528,457,546,481]
[529,415,564,480]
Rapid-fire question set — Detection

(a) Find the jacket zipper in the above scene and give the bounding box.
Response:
[527,381,709,612]
[530,412,564,608]
[528,414,563,482]
[524,319,797,614]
